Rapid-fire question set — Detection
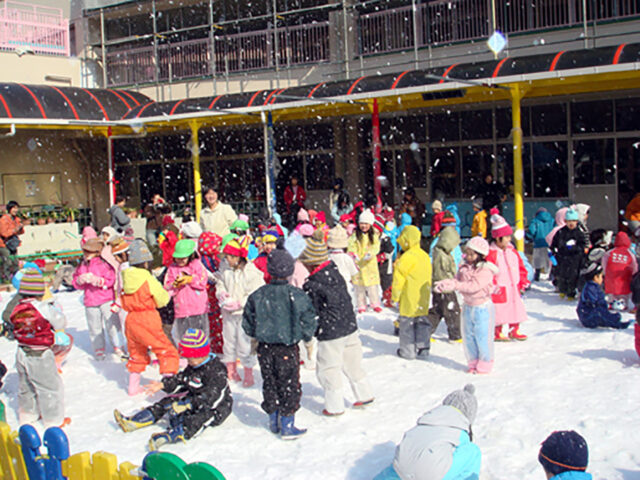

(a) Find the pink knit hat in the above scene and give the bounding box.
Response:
[490,208,513,239]
[466,236,490,257]
[297,209,310,222]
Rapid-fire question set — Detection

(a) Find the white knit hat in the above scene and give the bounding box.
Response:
[359,209,375,225]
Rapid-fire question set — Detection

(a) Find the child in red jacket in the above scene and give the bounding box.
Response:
[602,231,637,311]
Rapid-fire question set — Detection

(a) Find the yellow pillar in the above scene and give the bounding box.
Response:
[511,85,525,252]
[190,122,202,222]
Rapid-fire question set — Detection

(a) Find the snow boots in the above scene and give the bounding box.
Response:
[280,415,306,440]
[494,326,509,341]
[508,323,527,341]
[149,423,186,451]
[128,372,144,396]
[226,362,241,382]
[382,287,394,308]
[268,411,280,434]
[242,367,254,387]
[114,408,154,432]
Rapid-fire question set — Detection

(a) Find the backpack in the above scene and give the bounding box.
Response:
[631,271,640,306]
[10,300,54,348]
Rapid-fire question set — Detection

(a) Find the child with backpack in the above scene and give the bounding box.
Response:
[72,237,125,360]
[164,239,209,341]
[578,263,630,329]
[243,240,317,437]
[11,269,70,427]
[435,237,498,374]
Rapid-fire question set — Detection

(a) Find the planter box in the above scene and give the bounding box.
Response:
[17,223,80,256]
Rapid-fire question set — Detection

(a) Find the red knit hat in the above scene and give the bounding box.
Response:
[490,208,513,238]
[223,235,249,258]
[373,214,385,233]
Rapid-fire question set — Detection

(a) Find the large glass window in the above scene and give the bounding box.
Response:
[217,160,245,202]
[395,149,426,189]
[496,106,531,138]
[430,147,459,198]
[428,112,459,142]
[306,154,335,190]
[114,165,138,200]
[531,104,567,136]
[461,145,494,198]
[571,100,613,134]
[461,109,492,140]
[574,139,615,184]
[138,164,163,205]
[615,97,640,131]
[531,141,568,197]
[496,143,531,198]
[164,162,192,204]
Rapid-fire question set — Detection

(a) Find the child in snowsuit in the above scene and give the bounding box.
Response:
[430,200,444,238]
[487,211,530,341]
[121,240,180,395]
[299,231,374,416]
[538,430,592,480]
[436,237,498,373]
[471,197,487,238]
[374,384,481,480]
[551,209,587,300]
[11,269,70,427]
[375,217,395,308]
[164,239,209,341]
[429,226,461,341]
[348,209,381,313]
[198,232,224,354]
[243,241,317,438]
[392,225,433,360]
[72,237,124,360]
[577,264,630,329]
[216,237,264,386]
[527,207,555,281]
[602,231,638,310]
[114,328,232,451]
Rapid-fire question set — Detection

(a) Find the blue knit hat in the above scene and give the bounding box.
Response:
[565,209,579,221]
[539,430,588,475]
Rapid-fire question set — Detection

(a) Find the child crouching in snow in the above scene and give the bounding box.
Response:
[242,240,317,438]
[114,328,232,451]
[374,384,480,480]
[435,237,497,374]
[538,430,592,480]
[577,263,630,330]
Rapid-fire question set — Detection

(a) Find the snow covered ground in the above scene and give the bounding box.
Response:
[0,282,638,480]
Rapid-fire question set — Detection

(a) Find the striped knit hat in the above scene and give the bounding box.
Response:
[19,269,45,297]
[179,328,210,358]
[223,235,250,258]
[298,229,329,265]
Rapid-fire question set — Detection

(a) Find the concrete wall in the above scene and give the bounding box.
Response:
[0,51,83,86]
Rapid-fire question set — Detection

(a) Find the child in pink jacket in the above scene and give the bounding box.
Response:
[164,239,209,343]
[72,237,124,360]
[435,237,498,374]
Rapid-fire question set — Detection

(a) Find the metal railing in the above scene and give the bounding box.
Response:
[106,21,330,87]
[359,0,640,55]
[0,1,69,56]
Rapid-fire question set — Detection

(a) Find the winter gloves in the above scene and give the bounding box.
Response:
[170,400,191,415]
[172,275,193,288]
[222,301,242,312]
[77,272,105,287]
[54,331,71,346]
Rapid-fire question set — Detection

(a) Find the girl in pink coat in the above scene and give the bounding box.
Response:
[435,237,498,374]
[72,237,124,359]
[486,210,530,341]
[164,239,209,343]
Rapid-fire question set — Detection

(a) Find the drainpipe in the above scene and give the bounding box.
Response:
[510,85,525,252]
[189,121,202,222]
[372,98,382,212]
[107,126,115,206]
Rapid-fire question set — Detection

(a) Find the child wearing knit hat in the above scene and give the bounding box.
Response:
[10,269,70,427]
[328,225,359,307]
[348,209,383,313]
[242,242,317,439]
[550,209,587,301]
[486,209,530,341]
[374,384,481,480]
[300,230,374,416]
[114,328,232,451]
[538,430,591,479]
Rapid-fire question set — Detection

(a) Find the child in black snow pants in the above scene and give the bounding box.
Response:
[551,209,586,300]
[114,328,232,451]
[242,239,318,439]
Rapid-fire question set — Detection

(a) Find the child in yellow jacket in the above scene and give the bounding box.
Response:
[471,197,487,239]
[391,225,432,360]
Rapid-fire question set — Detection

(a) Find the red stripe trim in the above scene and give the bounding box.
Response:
[346,76,366,95]
[169,99,185,115]
[82,88,110,120]
[492,57,509,78]
[262,90,279,106]
[613,43,627,65]
[49,86,79,120]
[208,95,223,109]
[391,71,410,89]
[0,92,12,118]
[549,51,565,72]
[19,84,47,119]
[270,89,285,105]
[135,102,155,118]
[247,90,264,107]
[107,89,131,109]
[120,90,140,106]
[439,64,458,83]
[307,82,325,98]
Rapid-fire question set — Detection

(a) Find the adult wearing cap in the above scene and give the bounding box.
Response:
[538,430,591,479]
[243,240,317,438]
[121,239,179,395]
[0,200,24,282]
[348,209,382,313]
[374,384,481,480]
[200,186,237,238]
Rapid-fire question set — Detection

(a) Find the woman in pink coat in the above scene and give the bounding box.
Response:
[486,210,530,341]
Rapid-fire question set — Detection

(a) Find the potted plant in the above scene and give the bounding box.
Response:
[36,210,48,225]
[63,206,80,222]
[47,211,57,224]
[19,208,33,225]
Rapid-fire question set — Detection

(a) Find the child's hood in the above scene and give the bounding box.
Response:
[435,226,460,254]
[122,267,153,294]
[400,213,412,227]
[614,231,631,248]
[555,207,568,227]
[416,405,470,431]
[398,225,421,251]
[308,261,341,287]
[535,209,554,223]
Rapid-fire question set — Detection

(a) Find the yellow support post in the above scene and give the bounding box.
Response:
[190,121,202,223]
[511,84,525,252]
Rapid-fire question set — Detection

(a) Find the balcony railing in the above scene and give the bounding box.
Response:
[106,21,330,87]
[359,0,640,55]
[0,1,69,56]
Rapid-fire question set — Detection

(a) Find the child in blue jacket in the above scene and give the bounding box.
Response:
[527,207,555,281]
[577,264,630,329]
[538,430,592,480]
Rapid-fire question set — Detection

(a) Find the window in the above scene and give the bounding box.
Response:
[531,104,566,136]
[496,106,531,138]
[305,124,334,150]
[217,160,244,202]
[430,147,459,198]
[531,141,568,197]
[461,145,494,198]
[244,159,266,201]
[306,154,335,190]
[162,134,189,160]
[139,164,163,205]
[164,162,192,204]
[382,115,426,145]
[615,97,640,131]
[571,100,613,134]
[215,129,242,156]
[496,143,531,198]
[114,165,138,200]
[574,139,615,184]
[461,109,492,140]
[395,149,426,189]
[428,111,459,142]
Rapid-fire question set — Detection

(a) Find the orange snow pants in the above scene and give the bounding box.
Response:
[125,310,179,375]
